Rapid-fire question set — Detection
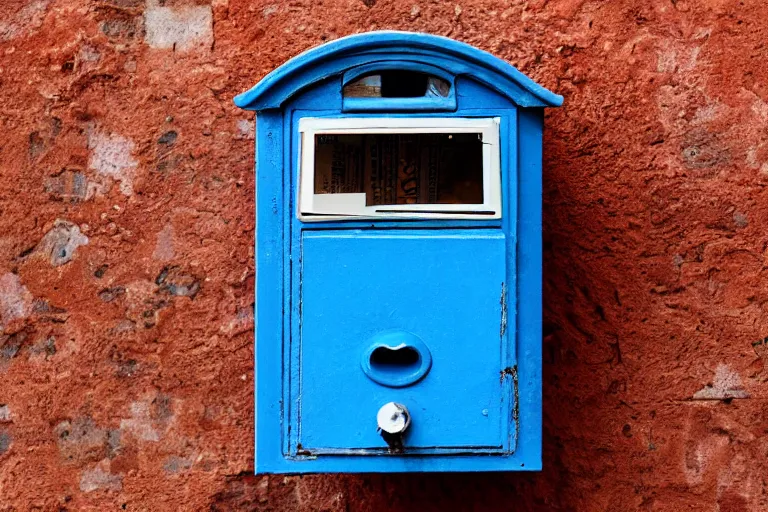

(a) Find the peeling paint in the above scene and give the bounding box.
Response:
[499,282,507,338]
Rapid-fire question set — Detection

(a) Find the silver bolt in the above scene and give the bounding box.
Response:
[377,402,410,435]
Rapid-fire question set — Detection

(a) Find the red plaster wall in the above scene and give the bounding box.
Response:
[1,0,767,510]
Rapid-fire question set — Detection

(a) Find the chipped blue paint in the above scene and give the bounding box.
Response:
[236,31,561,473]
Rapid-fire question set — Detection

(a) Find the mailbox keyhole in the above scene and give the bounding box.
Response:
[370,345,420,370]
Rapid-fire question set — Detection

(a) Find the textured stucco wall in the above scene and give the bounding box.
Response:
[1,0,767,510]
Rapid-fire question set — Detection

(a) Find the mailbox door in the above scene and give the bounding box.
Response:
[296,229,510,453]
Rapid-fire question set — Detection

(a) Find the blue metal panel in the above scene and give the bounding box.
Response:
[286,77,343,111]
[252,110,286,473]
[456,77,518,110]
[239,30,560,474]
[298,230,508,453]
[342,96,456,113]
[514,108,545,469]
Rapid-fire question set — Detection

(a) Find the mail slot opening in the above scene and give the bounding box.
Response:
[299,117,501,220]
[343,71,450,98]
[361,331,433,387]
[370,345,421,369]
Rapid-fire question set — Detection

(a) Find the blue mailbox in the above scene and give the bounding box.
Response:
[235,31,562,473]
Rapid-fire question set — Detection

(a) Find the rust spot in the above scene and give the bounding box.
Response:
[500,366,517,382]
[295,443,313,456]
[380,431,405,454]
[500,365,520,447]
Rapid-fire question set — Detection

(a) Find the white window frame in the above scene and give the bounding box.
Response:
[297,117,501,221]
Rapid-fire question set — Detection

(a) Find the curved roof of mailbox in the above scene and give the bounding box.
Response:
[234,31,563,110]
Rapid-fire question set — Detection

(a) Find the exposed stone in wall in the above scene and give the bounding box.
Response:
[0,0,767,510]
[144,1,214,51]
[152,223,176,261]
[0,405,11,423]
[87,130,138,197]
[34,220,89,267]
[692,363,750,400]
[80,463,124,493]
[0,273,33,331]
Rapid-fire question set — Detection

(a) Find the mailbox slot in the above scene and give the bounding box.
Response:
[361,331,433,388]
[298,117,501,221]
[343,72,450,99]
[341,62,457,112]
